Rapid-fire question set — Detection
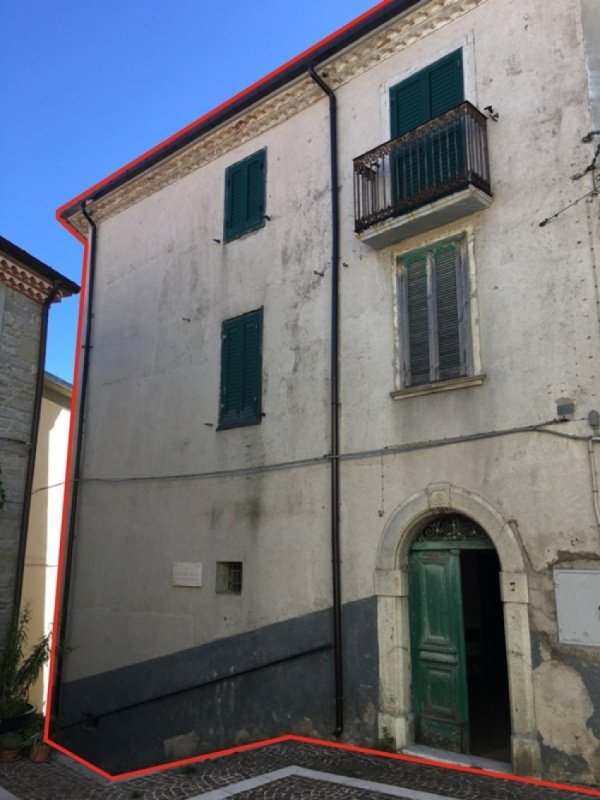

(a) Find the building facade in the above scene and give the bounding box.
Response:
[20,373,72,711]
[0,238,78,644]
[57,0,600,784]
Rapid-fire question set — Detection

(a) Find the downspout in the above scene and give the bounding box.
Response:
[12,281,63,615]
[308,64,344,738]
[54,202,97,713]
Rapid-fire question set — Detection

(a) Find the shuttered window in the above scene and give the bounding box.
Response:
[218,308,263,429]
[390,51,464,204]
[224,150,266,242]
[397,235,471,387]
[390,50,463,137]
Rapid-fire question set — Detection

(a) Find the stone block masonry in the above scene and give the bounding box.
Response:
[0,284,41,641]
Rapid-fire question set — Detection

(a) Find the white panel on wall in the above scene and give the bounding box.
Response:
[554,569,600,646]
[172,562,203,587]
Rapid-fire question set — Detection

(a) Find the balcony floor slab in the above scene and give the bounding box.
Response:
[357,185,492,249]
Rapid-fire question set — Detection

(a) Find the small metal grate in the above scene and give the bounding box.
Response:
[216,561,243,594]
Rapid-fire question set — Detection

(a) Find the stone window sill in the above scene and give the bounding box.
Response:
[390,374,485,400]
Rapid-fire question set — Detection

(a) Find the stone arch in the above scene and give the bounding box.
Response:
[374,483,541,776]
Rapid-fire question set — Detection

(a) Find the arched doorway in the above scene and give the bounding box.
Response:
[375,484,541,776]
[408,514,511,761]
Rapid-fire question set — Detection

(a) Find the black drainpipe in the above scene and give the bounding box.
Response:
[53,202,97,715]
[308,64,343,739]
[12,281,64,616]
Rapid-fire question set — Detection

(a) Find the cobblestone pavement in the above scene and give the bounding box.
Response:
[0,740,598,800]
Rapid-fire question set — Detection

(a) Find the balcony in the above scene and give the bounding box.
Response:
[354,102,492,249]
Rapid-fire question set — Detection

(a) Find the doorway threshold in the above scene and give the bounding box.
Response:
[401,744,512,775]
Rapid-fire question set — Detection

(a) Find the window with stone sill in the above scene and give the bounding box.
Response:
[396,233,474,390]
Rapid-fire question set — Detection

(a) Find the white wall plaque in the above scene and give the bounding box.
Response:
[554,569,600,646]
[172,562,203,587]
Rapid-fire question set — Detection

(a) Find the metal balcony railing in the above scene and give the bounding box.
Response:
[354,102,491,233]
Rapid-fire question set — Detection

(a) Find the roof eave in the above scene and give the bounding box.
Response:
[59,0,422,226]
[0,236,80,296]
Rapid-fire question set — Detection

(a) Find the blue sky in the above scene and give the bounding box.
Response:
[1,0,377,382]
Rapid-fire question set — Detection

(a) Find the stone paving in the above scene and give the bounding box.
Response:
[0,740,597,800]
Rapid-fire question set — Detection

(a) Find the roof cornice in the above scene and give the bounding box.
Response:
[0,237,80,303]
[62,0,486,236]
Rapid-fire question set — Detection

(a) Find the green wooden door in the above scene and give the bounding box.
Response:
[390,50,464,206]
[409,548,469,752]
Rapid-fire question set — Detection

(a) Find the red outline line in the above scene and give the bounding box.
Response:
[40,734,600,794]
[47,1,600,796]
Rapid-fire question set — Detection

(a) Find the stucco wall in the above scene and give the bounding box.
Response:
[20,379,71,710]
[62,0,600,782]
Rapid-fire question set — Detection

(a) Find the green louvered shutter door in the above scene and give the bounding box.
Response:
[429,51,465,185]
[245,151,265,231]
[405,252,430,385]
[240,309,262,424]
[434,242,461,380]
[390,51,464,202]
[219,309,263,428]
[390,73,429,138]
[220,316,244,427]
[225,163,247,241]
[428,50,463,117]
[390,74,429,203]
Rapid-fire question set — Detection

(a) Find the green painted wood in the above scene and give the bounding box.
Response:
[389,50,464,206]
[411,540,494,551]
[404,252,430,385]
[224,150,266,241]
[409,548,469,753]
[428,51,463,118]
[434,241,461,380]
[219,308,263,429]
[399,237,467,386]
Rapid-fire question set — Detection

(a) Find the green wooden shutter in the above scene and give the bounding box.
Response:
[404,251,430,386]
[390,49,463,136]
[240,311,262,423]
[428,50,463,117]
[219,308,263,428]
[390,51,464,203]
[390,76,429,204]
[390,73,429,138]
[224,150,266,241]
[220,316,244,428]
[246,151,265,229]
[433,241,461,380]
[399,236,468,387]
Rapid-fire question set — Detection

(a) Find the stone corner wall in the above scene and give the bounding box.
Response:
[0,283,42,642]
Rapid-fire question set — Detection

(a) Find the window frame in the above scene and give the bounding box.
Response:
[396,232,475,391]
[223,149,267,243]
[218,307,263,430]
[216,562,243,595]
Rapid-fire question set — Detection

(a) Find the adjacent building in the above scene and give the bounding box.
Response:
[20,373,72,711]
[0,237,78,644]
[56,0,600,785]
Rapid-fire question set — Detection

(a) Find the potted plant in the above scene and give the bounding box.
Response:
[21,713,51,762]
[0,605,50,735]
[0,730,25,762]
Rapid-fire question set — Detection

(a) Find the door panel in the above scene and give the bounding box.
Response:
[409,549,469,752]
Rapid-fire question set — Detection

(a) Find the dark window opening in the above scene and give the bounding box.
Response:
[216,562,243,594]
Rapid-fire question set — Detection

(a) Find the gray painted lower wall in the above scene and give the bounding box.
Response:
[58,597,378,774]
